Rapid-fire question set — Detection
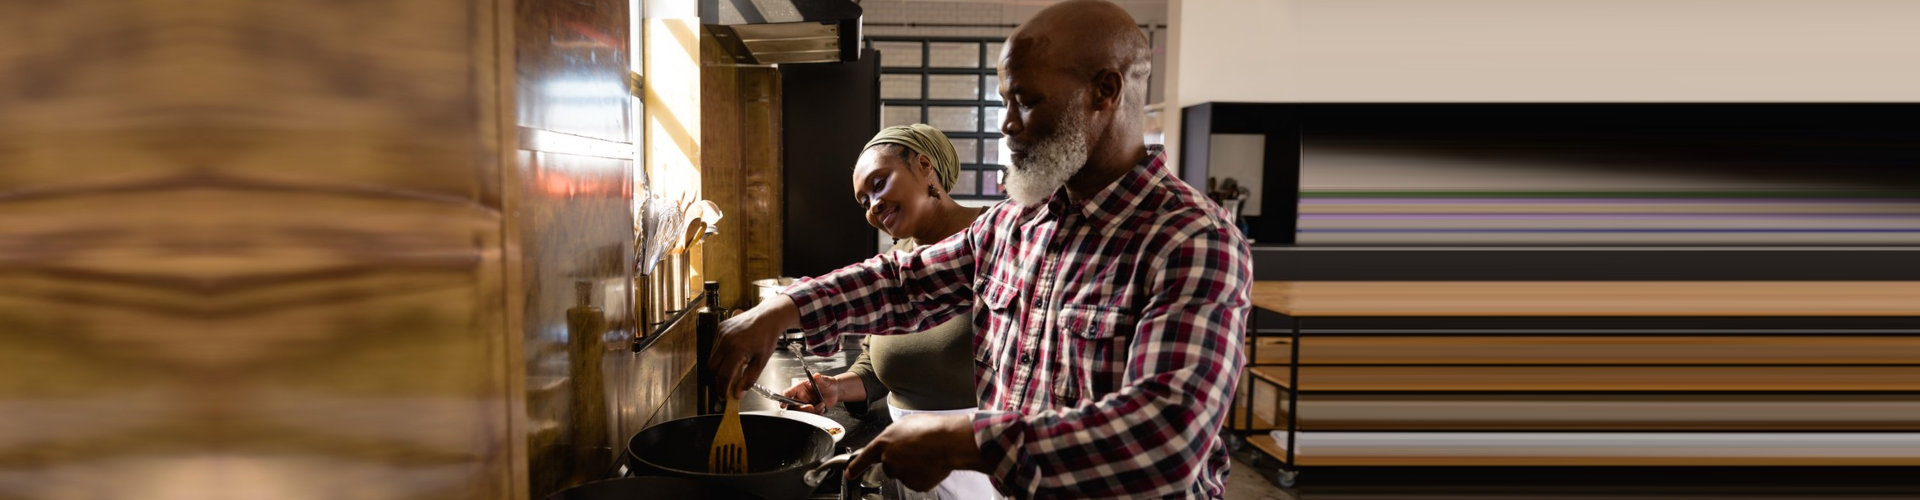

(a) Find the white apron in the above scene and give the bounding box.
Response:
[887,402,1004,500]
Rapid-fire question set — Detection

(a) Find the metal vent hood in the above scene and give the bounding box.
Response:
[702,0,863,65]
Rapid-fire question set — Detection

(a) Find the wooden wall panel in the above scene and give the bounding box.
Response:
[0,1,514,499]
[700,31,784,309]
[740,69,785,304]
[700,33,748,308]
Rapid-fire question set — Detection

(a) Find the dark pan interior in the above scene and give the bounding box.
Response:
[628,414,832,475]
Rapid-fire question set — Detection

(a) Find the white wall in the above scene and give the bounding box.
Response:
[1164,0,1920,169]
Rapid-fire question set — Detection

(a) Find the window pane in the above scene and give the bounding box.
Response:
[984,106,1005,134]
[927,106,978,133]
[881,74,921,99]
[883,106,922,128]
[874,42,922,67]
[927,74,979,100]
[953,170,980,197]
[985,74,1003,102]
[951,139,980,164]
[986,42,1004,63]
[984,138,1004,165]
[928,42,978,68]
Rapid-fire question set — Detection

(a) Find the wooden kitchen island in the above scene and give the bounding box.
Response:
[1233,281,1920,486]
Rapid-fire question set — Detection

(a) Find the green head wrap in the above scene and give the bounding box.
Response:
[862,123,960,192]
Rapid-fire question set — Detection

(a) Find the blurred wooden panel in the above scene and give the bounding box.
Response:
[1250,336,1920,365]
[0,1,515,499]
[1254,281,1920,316]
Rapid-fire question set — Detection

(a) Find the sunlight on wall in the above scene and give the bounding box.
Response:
[644,8,701,208]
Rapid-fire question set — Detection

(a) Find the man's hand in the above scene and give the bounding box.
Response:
[846,413,984,492]
[710,295,802,397]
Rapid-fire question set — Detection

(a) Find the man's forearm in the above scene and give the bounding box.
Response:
[752,294,802,331]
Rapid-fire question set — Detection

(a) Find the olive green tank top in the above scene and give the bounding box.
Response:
[845,238,980,412]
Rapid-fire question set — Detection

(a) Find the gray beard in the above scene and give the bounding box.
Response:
[1004,99,1090,206]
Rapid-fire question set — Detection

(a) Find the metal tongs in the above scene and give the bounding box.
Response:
[784,331,827,406]
[749,382,807,407]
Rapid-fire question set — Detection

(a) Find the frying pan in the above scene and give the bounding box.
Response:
[625,413,836,500]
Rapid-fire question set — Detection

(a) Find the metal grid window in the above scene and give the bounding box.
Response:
[867,36,1007,200]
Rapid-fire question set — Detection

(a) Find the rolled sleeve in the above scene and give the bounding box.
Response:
[779,224,982,357]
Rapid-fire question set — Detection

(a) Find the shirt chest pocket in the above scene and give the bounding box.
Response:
[973,280,1020,372]
[1052,304,1135,405]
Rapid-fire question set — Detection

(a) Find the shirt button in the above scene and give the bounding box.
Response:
[1020,352,1033,364]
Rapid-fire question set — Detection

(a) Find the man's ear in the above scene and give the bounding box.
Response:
[1089,68,1124,112]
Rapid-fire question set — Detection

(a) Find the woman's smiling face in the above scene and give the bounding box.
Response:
[851,145,939,240]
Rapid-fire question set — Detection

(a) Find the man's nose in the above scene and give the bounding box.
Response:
[1000,109,1022,137]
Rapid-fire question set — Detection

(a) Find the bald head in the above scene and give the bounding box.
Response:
[1004,0,1152,115]
[994,0,1154,205]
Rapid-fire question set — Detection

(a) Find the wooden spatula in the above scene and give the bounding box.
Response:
[708,392,747,473]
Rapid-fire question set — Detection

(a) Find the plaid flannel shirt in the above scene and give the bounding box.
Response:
[785,148,1252,498]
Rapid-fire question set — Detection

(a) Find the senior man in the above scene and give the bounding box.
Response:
[711,1,1252,497]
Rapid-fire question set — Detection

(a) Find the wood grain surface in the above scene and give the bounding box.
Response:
[0,0,519,498]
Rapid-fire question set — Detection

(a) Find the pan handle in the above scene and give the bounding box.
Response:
[802,450,858,488]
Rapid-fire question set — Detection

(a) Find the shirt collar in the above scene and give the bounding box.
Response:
[1041,146,1165,223]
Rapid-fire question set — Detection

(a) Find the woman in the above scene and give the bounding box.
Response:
[781,123,997,499]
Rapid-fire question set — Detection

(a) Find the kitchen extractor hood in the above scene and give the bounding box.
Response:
[702,0,862,65]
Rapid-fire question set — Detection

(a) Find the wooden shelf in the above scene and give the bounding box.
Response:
[1249,365,1293,387]
[1246,336,1920,365]
[1244,409,1288,431]
[1247,433,1292,464]
[1246,365,1920,392]
[1252,281,1920,317]
[1237,280,1920,468]
[1234,394,1920,431]
[1242,431,1920,467]
[1248,337,1293,365]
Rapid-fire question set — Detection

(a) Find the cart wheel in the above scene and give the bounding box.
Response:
[1275,469,1298,488]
